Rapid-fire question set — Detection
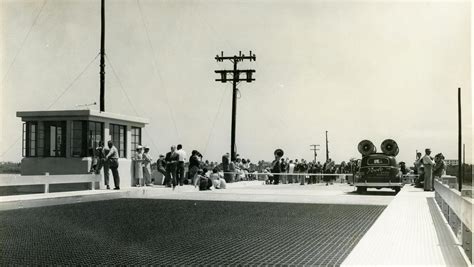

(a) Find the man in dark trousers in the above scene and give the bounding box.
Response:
[165,145,179,189]
[222,153,231,183]
[176,144,187,186]
[271,149,283,185]
[105,140,120,190]
[156,154,167,185]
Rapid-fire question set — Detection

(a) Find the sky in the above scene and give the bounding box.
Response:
[0,0,472,164]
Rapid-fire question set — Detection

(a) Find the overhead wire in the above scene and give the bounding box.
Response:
[105,54,160,154]
[1,52,100,159]
[203,87,228,155]
[47,53,100,110]
[136,0,181,140]
[2,0,48,85]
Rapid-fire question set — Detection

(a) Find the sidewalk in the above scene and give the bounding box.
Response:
[342,185,469,266]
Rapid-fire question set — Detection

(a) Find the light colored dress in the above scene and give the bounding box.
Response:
[143,152,153,184]
[133,152,144,180]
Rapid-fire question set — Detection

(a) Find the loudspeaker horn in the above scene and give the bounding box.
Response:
[381,139,399,156]
[274,148,284,158]
[358,140,376,156]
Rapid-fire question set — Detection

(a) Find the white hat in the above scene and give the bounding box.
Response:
[137,145,143,149]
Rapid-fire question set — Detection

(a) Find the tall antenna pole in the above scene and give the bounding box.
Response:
[325,131,329,162]
[99,0,105,112]
[458,87,462,191]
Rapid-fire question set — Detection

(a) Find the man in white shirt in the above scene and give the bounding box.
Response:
[422,148,435,191]
[176,144,187,186]
[288,160,295,183]
[105,140,120,190]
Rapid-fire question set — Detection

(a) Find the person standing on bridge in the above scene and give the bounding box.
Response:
[422,148,435,191]
[176,144,187,186]
[165,145,179,189]
[222,153,231,183]
[132,146,144,187]
[156,155,167,185]
[433,153,446,179]
[271,150,283,185]
[143,146,153,186]
[105,140,120,190]
[287,160,295,184]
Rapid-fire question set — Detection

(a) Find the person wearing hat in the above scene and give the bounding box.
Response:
[271,149,283,185]
[132,145,144,187]
[422,148,435,191]
[433,153,446,179]
[143,146,153,186]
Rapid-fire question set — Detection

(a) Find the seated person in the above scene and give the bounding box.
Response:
[210,168,227,189]
[194,169,212,191]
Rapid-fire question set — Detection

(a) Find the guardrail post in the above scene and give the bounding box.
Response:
[44,172,49,193]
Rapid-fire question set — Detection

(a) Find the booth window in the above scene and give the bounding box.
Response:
[44,121,66,157]
[131,127,142,156]
[71,121,85,157]
[110,124,126,158]
[87,121,103,156]
[71,121,104,157]
[23,122,38,157]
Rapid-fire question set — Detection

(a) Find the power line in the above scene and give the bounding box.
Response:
[203,87,228,155]
[2,0,48,85]
[105,54,160,154]
[47,53,100,110]
[1,53,99,159]
[136,0,180,140]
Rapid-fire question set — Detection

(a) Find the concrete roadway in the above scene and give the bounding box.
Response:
[125,181,396,206]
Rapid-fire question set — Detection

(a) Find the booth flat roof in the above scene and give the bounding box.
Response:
[16,109,149,125]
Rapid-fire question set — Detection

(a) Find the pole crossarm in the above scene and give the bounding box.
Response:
[215,50,256,62]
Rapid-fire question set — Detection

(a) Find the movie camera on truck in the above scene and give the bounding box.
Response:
[355,139,402,194]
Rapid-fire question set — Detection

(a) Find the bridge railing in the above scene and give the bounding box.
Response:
[0,173,101,194]
[220,171,354,184]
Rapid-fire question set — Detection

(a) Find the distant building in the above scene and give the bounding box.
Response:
[445,159,459,166]
[17,110,149,188]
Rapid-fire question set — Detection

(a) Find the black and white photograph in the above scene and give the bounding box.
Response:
[0,0,472,265]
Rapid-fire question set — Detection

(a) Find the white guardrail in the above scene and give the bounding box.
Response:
[0,173,101,193]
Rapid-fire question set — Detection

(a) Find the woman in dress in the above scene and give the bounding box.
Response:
[132,146,144,187]
[142,146,153,186]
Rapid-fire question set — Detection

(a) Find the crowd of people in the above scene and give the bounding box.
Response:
[91,141,446,193]
[413,148,446,191]
[152,144,227,190]
[266,150,356,186]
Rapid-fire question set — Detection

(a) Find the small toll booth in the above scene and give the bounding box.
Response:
[17,109,149,188]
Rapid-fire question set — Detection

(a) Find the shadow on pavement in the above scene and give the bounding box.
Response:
[345,190,397,196]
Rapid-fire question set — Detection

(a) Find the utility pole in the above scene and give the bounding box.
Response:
[215,51,256,161]
[99,0,105,112]
[310,144,320,163]
[325,131,329,162]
